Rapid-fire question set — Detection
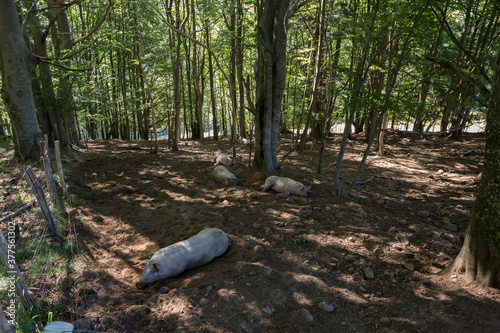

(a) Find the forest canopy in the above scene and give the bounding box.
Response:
[0,0,494,152]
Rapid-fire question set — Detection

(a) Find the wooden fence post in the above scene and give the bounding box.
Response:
[54,141,69,199]
[0,233,32,308]
[40,135,58,207]
[0,304,15,333]
[20,167,61,243]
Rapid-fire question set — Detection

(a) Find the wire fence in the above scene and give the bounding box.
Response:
[0,155,106,333]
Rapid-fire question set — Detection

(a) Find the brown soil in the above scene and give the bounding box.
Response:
[4,132,500,332]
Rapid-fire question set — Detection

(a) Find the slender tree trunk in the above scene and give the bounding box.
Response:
[206,24,218,140]
[52,1,79,146]
[28,4,67,146]
[191,0,204,140]
[237,0,246,139]
[297,0,325,152]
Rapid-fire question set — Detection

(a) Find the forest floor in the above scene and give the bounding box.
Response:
[2,131,500,332]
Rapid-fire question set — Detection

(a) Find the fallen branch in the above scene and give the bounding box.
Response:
[342,176,374,186]
[0,200,36,223]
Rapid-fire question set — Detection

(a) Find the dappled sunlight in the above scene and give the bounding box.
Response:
[49,135,500,332]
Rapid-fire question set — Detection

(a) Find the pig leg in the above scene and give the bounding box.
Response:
[262,179,275,192]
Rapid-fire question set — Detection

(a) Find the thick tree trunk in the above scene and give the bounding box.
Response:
[254,0,290,173]
[0,0,43,160]
[445,52,500,288]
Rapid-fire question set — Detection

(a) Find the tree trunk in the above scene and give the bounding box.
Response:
[0,0,43,160]
[52,1,79,146]
[254,0,290,173]
[191,0,204,141]
[445,51,500,288]
[206,24,218,140]
[237,0,246,139]
[297,0,325,152]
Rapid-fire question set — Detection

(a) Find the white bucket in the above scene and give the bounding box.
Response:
[44,321,74,333]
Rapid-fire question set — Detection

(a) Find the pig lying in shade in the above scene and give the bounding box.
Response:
[262,176,311,197]
[213,165,238,186]
[213,152,233,166]
[134,228,230,289]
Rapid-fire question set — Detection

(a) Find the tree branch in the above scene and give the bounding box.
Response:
[431,6,492,85]
[425,56,491,100]
[73,0,114,45]
[38,59,90,72]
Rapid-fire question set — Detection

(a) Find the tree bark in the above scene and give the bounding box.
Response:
[0,0,43,160]
[254,0,290,173]
[444,50,500,288]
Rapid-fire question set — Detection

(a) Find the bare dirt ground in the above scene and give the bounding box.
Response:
[3,131,500,332]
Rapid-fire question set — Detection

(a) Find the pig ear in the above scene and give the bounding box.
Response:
[152,262,161,272]
[133,260,147,269]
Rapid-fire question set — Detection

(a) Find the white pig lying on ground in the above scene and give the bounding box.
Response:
[213,152,233,166]
[262,176,311,197]
[134,228,230,289]
[213,165,238,186]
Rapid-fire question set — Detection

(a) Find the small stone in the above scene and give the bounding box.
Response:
[373,248,384,256]
[160,286,170,294]
[448,223,458,232]
[298,197,309,205]
[363,266,375,279]
[250,192,260,200]
[399,219,407,225]
[254,245,264,253]
[345,254,357,262]
[357,207,369,217]
[325,206,332,212]
[200,298,210,306]
[421,278,431,286]
[286,197,294,203]
[418,210,430,218]
[262,306,273,315]
[408,225,417,232]
[318,301,334,313]
[359,286,367,293]
[313,206,321,211]
[223,199,230,205]
[439,209,450,216]
[377,197,385,205]
[294,308,314,322]
[389,227,397,233]
[262,266,273,276]
[235,261,248,273]
[403,262,414,271]
[380,316,391,324]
